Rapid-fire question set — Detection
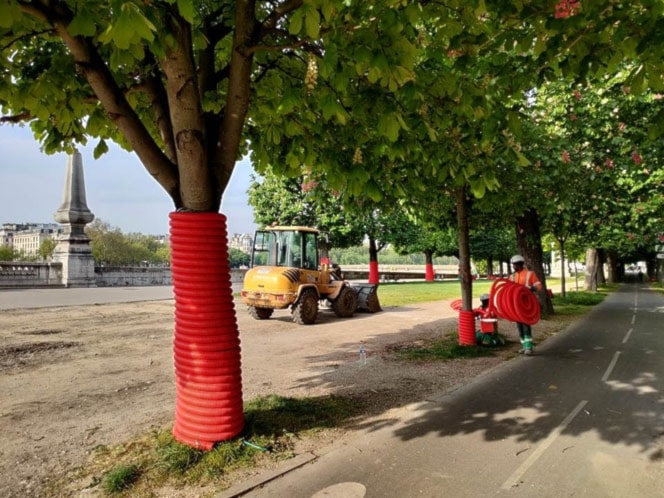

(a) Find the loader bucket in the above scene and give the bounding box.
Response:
[353,283,381,313]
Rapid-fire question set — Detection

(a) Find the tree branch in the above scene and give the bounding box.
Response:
[213,0,258,194]
[17,0,182,207]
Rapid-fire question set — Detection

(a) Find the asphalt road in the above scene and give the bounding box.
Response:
[227,283,664,497]
[0,284,236,310]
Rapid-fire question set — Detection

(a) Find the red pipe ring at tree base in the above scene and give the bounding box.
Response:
[169,211,244,449]
[173,342,241,358]
[173,338,240,352]
[368,260,379,284]
[176,389,244,409]
[458,310,476,346]
[173,419,245,449]
[425,263,435,282]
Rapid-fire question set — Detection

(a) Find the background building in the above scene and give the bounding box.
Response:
[228,233,253,254]
[1,223,62,258]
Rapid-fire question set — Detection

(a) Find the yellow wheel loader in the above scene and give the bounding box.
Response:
[240,226,380,325]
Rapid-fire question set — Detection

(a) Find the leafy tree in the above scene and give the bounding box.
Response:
[38,238,57,261]
[470,228,515,277]
[228,247,250,268]
[0,245,19,261]
[0,1,426,446]
[523,76,664,287]
[86,219,169,265]
[247,170,364,250]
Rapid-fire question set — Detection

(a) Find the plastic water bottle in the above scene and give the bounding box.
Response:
[359,342,367,364]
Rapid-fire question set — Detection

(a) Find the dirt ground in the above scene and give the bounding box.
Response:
[0,296,569,497]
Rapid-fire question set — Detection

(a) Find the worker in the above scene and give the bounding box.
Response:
[510,254,542,355]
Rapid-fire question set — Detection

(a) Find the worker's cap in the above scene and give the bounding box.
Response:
[510,255,525,264]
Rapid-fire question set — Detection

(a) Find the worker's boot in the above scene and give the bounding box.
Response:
[523,336,534,355]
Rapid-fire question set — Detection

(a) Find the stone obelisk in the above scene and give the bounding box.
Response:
[53,151,96,287]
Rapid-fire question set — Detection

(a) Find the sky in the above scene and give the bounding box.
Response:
[0,125,258,237]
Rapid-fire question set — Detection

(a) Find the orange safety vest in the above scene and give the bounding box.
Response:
[511,269,541,290]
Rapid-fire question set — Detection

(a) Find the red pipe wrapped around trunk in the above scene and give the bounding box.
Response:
[458,310,476,346]
[169,212,244,450]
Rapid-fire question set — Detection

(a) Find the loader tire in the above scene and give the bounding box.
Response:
[332,286,357,318]
[292,289,318,325]
[248,306,273,320]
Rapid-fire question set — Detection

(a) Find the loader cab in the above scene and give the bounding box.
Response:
[251,226,319,270]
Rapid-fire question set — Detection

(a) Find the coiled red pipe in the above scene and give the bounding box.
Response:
[488,278,540,325]
[170,211,243,450]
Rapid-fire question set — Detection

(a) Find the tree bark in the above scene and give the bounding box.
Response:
[584,248,599,291]
[515,208,553,314]
[558,237,567,298]
[606,250,619,283]
[455,186,472,311]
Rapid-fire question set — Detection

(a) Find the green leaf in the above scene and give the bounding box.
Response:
[0,1,20,28]
[93,139,109,159]
[320,0,335,22]
[176,0,196,24]
[304,7,320,39]
[289,9,304,35]
[67,11,98,37]
[514,149,530,167]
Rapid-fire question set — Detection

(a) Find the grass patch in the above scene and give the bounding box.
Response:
[552,290,607,315]
[377,280,495,307]
[64,395,361,497]
[392,333,496,361]
[102,464,141,494]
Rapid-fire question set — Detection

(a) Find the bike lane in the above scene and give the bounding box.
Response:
[227,284,664,498]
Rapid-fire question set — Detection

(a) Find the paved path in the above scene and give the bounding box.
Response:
[223,283,664,497]
[0,285,174,310]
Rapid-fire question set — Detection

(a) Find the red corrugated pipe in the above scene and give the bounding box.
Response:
[169,211,244,450]
[488,278,540,325]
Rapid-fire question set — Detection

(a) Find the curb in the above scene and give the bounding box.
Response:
[215,451,318,497]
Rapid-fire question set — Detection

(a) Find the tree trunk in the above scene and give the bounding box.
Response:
[515,208,553,315]
[558,238,567,298]
[455,186,472,311]
[584,248,599,291]
[486,256,494,277]
[597,249,607,285]
[606,250,619,283]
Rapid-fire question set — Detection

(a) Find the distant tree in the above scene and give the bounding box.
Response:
[86,219,169,265]
[248,171,364,251]
[38,238,57,261]
[0,245,19,261]
[229,248,250,268]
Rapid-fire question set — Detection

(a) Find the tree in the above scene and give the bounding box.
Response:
[228,247,249,268]
[38,238,57,261]
[4,1,433,447]
[86,219,170,265]
[0,245,19,261]
[247,170,364,251]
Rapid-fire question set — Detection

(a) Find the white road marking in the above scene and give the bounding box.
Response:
[501,400,589,490]
[602,351,622,382]
[622,328,633,344]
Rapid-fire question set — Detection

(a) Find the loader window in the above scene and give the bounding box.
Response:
[250,231,274,267]
[303,232,318,269]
